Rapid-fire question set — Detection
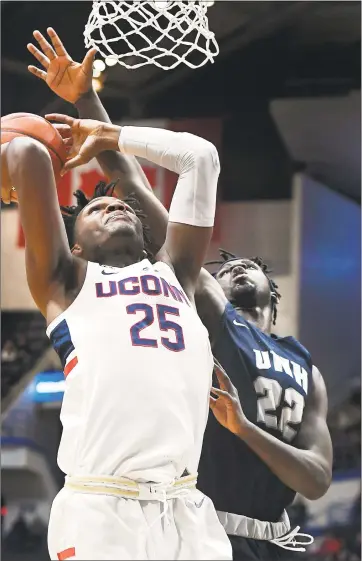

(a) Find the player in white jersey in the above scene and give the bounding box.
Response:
[1,107,232,558]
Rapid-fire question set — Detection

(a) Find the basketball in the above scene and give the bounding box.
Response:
[1,112,67,192]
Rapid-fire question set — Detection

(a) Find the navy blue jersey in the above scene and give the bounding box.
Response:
[198,302,313,522]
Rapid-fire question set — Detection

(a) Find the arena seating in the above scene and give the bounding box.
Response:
[1,312,48,403]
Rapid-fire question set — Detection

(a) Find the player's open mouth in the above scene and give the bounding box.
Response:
[233,273,248,284]
[106,213,130,224]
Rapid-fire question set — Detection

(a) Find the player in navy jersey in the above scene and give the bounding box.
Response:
[195,251,333,559]
[28,28,333,561]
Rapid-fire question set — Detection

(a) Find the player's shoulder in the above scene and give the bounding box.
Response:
[222,301,247,323]
[220,302,254,334]
[272,333,313,370]
[152,258,183,285]
[221,302,313,367]
[152,258,174,274]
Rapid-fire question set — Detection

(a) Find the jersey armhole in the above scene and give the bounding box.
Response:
[223,302,249,326]
[212,301,240,349]
[46,260,91,338]
[282,337,314,370]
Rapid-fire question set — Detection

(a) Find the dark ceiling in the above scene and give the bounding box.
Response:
[1,1,361,200]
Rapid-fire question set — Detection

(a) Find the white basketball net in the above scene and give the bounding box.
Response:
[84,1,219,70]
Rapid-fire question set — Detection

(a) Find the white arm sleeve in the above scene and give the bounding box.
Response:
[118,126,220,227]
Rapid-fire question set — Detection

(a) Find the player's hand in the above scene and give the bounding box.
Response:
[46,114,121,174]
[27,27,97,104]
[209,359,250,438]
[1,143,18,205]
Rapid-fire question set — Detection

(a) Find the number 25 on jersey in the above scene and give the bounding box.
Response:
[127,303,185,352]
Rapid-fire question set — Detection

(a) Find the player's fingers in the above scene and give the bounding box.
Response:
[211,387,229,398]
[52,123,72,138]
[52,123,71,132]
[10,185,18,203]
[82,48,98,75]
[214,365,230,391]
[1,181,12,206]
[213,357,228,378]
[45,113,76,127]
[28,65,47,81]
[61,155,86,175]
[47,27,69,57]
[209,396,217,409]
[65,146,75,159]
[214,362,234,393]
[33,30,56,60]
[27,43,50,69]
[1,190,11,205]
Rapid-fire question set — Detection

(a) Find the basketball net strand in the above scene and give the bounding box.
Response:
[84,1,219,70]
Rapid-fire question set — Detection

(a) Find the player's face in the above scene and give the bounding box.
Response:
[75,196,144,259]
[216,259,271,309]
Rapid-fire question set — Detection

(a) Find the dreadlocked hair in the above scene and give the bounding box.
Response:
[205,248,281,325]
[61,179,153,260]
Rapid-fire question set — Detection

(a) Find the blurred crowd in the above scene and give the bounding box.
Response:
[307,525,360,561]
[287,390,361,561]
[328,388,361,472]
[1,313,48,401]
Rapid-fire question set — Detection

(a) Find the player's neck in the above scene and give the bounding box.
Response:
[234,306,272,334]
[90,248,144,269]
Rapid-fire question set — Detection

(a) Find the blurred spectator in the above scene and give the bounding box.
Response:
[334,391,360,432]
[3,508,45,554]
[1,495,7,537]
[319,533,343,556]
[1,341,18,363]
[14,333,31,367]
[350,490,361,526]
[328,387,361,472]
[307,527,360,561]
[1,312,49,403]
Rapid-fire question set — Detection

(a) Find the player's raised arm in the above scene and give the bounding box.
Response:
[117,127,220,296]
[46,114,220,298]
[27,27,169,254]
[1,137,76,316]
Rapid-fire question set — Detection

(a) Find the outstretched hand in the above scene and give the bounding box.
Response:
[210,359,249,438]
[1,143,17,204]
[46,114,121,174]
[27,27,97,104]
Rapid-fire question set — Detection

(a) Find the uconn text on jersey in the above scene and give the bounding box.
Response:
[95,274,190,307]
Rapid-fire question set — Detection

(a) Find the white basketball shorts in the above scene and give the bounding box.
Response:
[48,475,232,560]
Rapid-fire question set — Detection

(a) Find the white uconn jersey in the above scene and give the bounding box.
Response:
[46,259,213,483]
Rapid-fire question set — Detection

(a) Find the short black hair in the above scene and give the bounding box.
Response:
[61,179,153,258]
[206,248,281,325]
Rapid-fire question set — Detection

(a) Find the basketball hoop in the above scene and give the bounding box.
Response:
[152,1,173,10]
[84,1,219,70]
